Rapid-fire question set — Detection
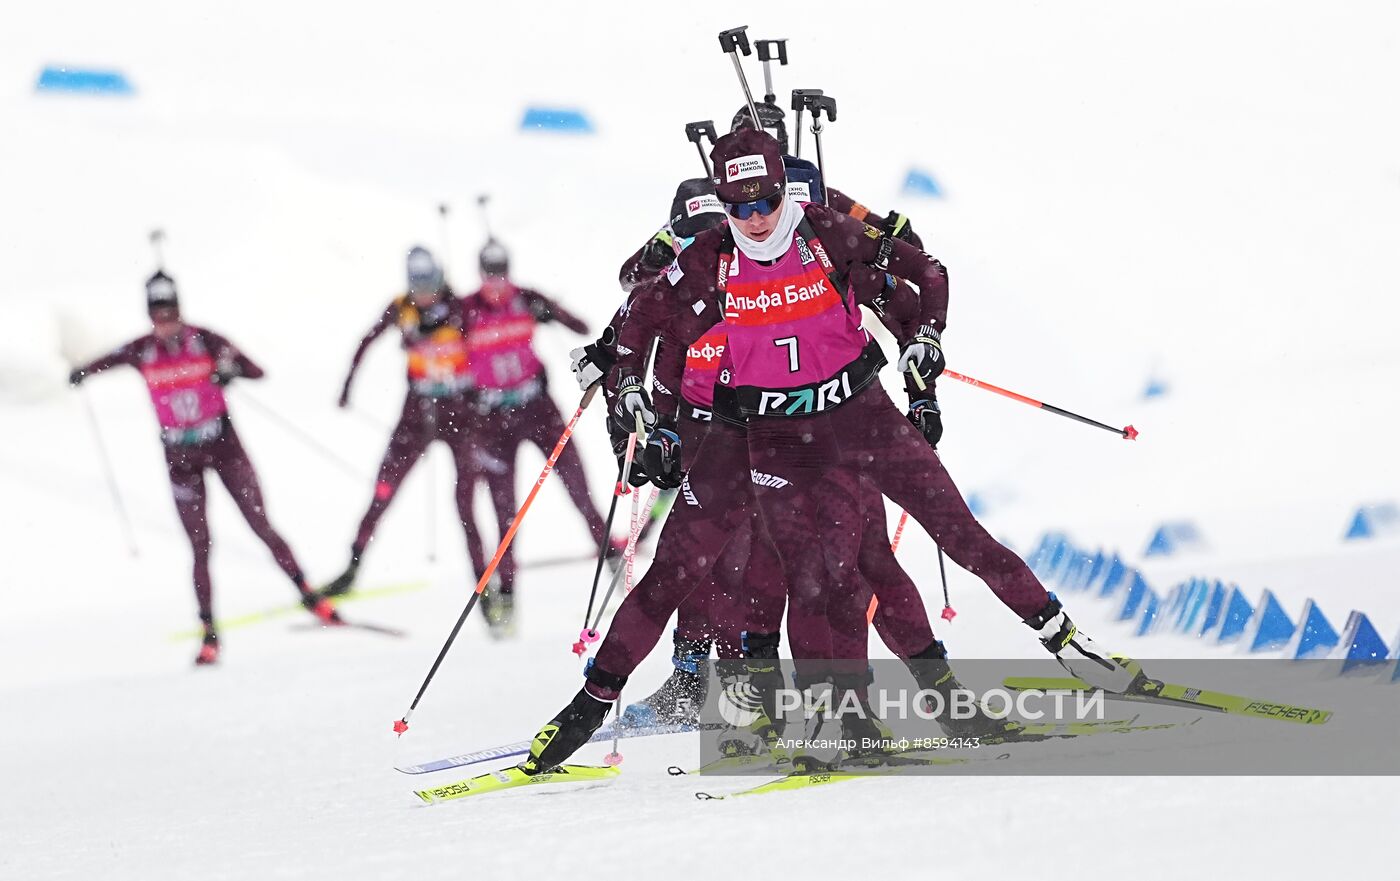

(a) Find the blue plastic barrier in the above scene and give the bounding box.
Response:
[1136,589,1162,636]
[1339,611,1389,673]
[901,169,943,198]
[1216,586,1254,644]
[1344,503,1399,541]
[1292,600,1340,659]
[1248,590,1296,653]
[1099,555,1128,598]
[520,107,595,134]
[35,66,134,95]
[1144,521,1205,557]
[1118,572,1150,621]
[1198,581,1226,636]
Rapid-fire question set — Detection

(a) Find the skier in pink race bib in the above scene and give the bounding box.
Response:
[69,271,342,666]
[325,247,490,601]
[459,240,621,634]
[593,177,948,732]
[520,130,1145,774]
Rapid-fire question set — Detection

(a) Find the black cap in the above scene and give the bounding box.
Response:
[145,271,179,312]
[479,238,509,277]
[668,178,726,239]
[730,101,789,155]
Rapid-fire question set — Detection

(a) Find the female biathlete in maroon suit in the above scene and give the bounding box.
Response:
[323,247,489,598]
[522,130,1142,773]
[70,271,341,666]
[459,240,619,633]
[599,178,942,730]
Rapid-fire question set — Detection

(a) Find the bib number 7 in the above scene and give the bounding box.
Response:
[774,336,800,373]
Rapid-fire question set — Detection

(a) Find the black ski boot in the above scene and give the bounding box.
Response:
[618,633,710,729]
[194,626,219,666]
[906,641,1025,740]
[479,578,516,639]
[712,632,789,762]
[521,664,627,775]
[320,554,361,598]
[831,672,899,763]
[1025,594,1146,693]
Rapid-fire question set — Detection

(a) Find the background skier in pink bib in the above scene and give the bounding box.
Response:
[69,271,342,665]
[325,247,489,600]
[461,239,619,633]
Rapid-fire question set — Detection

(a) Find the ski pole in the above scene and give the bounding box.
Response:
[573,410,645,655]
[232,389,368,480]
[755,39,788,105]
[78,389,140,557]
[394,385,599,736]
[717,26,761,129]
[149,228,166,270]
[942,369,1139,440]
[437,203,452,286]
[425,443,438,565]
[685,120,718,178]
[800,92,838,207]
[477,194,494,239]
[790,89,823,158]
[583,482,657,645]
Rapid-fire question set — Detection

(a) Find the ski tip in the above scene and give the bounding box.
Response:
[393,719,409,736]
[1122,425,1139,440]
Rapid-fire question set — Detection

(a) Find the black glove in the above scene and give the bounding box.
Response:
[526,296,555,323]
[210,355,242,387]
[898,324,945,386]
[611,431,652,489]
[68,368,86,387]
[609,375,658,437]
[882,210,918,244]
[907,395,943,449]
[569,327,617,391]
[638,233,676,274]
[640,418,683,489]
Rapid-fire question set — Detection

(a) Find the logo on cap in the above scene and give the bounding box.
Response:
[723,154,768,182]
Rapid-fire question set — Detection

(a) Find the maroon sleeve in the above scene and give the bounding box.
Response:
[608,238,721,398]
[618,229,674,292]
[340,301,398,402]
[195,327,263,379]
[521,289,589,334]
[73,338,144,377]
[809,205,949,334]
[827,188,924,251]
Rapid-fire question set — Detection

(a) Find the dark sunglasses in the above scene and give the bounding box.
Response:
[724,192,783,220]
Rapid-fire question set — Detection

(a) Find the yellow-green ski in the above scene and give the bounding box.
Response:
[1002,676,1332,725]
[414,763,620,804]
[169,581,428,640]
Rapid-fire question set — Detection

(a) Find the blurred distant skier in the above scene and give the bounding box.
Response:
[461,239,621,633]
[69,271,341,665]
[325,247,489,599]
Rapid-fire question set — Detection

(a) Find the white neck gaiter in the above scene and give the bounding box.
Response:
[728,196,804,262]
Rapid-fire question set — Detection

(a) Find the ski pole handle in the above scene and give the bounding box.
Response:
[942,369,1138,440]
[718,25,761,131]
[685,121,718,178]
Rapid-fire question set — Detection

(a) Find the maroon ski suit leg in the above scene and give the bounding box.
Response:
[753,384,1048,630]
[474,393,607,593]
[857,480,938,659]
[352,394,487,574]
[165,419,307,621]
[591,416,760,678]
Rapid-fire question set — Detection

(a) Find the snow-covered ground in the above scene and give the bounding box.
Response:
[2,2,1398,878]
